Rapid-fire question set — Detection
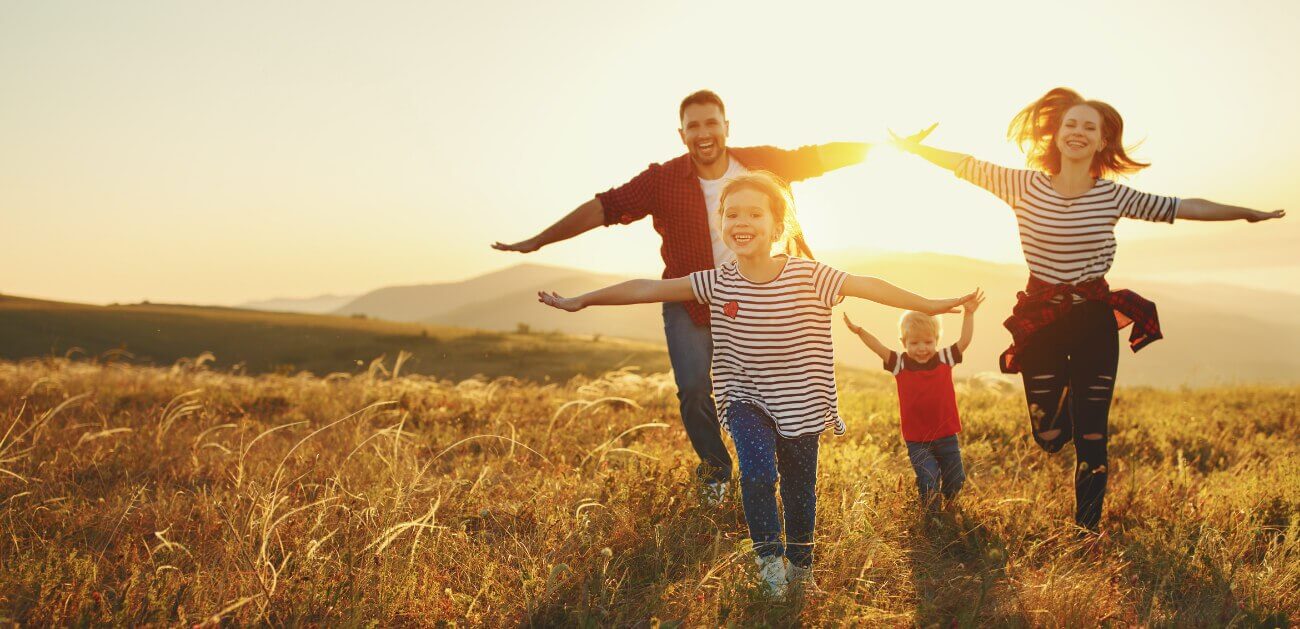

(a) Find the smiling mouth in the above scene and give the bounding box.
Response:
[731,233,754,245]
[1066,139,1087,149]
[697,140,716,152]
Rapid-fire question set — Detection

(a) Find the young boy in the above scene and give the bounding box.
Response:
[843,290,983,510]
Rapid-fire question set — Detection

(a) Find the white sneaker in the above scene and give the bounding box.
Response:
[755,554,788,597]
[702,480,729,507]
[787,563,823,595]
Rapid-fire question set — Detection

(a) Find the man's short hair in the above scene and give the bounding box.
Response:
[679,90,726,123]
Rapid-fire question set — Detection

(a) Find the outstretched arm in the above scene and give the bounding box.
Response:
[537,277,695,312]
[955,289,985,353]
[891,124,970,172]
[839,274,976,315]
[842,313,892,362]
[492,197,606,253]
[816,142,872,173]
[1176,199,1285,222]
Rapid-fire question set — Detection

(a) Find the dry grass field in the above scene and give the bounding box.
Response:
[1,356,1296,626]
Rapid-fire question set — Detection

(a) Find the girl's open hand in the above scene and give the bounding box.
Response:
[963,288,985,314]
[927,290,978,315]
[842,313,864,334]
[537,291,584,312]
[1247,208,1286,222]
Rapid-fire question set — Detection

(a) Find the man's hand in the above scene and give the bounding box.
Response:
[492,238,541,253]
[537,291,584,312]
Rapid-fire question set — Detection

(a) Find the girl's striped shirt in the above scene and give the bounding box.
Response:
[955,158,1180,285]
[689,256,847,438]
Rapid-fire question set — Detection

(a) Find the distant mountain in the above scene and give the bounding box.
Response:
[428,275,663,342]
[819,251,1300,387]
[329,256,1300,387]
[333,263,591,322]
[238,293,357,314]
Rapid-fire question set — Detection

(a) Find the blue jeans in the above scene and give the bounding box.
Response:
[728,400,821,569]
[906,434,965,507]
[663,302,732,483]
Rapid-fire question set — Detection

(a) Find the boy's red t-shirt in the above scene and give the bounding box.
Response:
[884,344,963,443]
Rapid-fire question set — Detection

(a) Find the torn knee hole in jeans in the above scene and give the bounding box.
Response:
[1037,429,1062,441]
[1030,374,1055,380]
[1081,433,1104,440]
[1078,461,1107,474]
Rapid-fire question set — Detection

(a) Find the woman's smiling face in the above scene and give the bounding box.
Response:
[1055,104,1105,164]
[720,187,779,257]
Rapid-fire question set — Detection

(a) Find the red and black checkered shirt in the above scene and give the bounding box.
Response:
[596,143,864,326]
[999,275,1163,374]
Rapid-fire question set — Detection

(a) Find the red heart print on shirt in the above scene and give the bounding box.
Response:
[723,301,740,319]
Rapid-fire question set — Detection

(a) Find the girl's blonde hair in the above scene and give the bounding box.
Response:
[899,311,941,340]
[1008,87,1149,179]
[718,170,814,259]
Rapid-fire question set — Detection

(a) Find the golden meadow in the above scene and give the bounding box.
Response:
[1,356,1296,626]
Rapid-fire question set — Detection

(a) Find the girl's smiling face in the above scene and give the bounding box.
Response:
[720,187,779,257]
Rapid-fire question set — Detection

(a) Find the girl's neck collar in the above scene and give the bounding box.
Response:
[734,254,790,284]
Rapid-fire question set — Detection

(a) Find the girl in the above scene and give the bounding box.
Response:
[893,87,1285,532]
[538,171,976,594]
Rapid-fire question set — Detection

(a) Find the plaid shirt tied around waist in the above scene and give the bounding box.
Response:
[999,275,1162,374]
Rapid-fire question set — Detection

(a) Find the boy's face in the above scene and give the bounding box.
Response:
[902,331,938,362]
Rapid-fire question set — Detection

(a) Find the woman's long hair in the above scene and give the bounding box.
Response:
[718,171,815,259]
[1008,87,1149,179]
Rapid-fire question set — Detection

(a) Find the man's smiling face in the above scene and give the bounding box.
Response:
[679,102,728,167]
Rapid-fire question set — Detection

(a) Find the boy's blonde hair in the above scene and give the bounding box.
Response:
[899,311,941,340]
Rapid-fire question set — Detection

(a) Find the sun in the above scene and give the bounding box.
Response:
[789,147,1026,264]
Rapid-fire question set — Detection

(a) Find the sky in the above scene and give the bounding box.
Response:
[2,0,1298,305]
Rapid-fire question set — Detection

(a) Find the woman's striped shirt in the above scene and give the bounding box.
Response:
[689,256,847,438]
[955,158,1180,285]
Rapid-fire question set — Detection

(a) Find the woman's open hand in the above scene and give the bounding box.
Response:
[889,122,938,153]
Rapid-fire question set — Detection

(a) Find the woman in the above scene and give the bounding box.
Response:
[893,87,1285,532]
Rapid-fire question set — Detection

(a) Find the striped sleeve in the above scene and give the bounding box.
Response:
[884,350,902,374]
[955,157,1033,208]
[811,262,848,307]
[688,269,717,305]
[1115,183,1179,223]
[940,344,963,366]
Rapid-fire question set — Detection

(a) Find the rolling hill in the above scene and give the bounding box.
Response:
[0,294,667,381]
[328,257,1300,387]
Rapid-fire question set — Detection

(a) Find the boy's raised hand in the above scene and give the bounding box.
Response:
[537,291,584,312]
[964,288,986,314]
[841,313,864,335]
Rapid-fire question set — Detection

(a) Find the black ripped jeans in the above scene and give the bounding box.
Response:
[1018,300,1118,530]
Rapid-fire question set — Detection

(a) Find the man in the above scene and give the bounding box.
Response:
[493,90,870,503]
